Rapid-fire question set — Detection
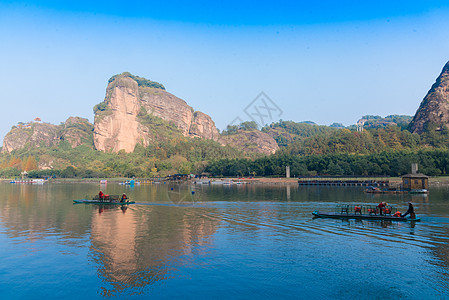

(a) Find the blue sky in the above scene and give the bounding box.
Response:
[0,1,448,144]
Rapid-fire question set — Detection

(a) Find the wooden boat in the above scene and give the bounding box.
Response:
[365,186,428,195]
[73,199,135,205]
[74,195,134,205]
[409,189,428,194]
[312,210,420,222]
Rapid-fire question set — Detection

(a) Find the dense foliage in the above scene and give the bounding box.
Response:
[0,136,242,179]
[108,72,166,90]
[2,115,449,179]
[205,150,446,177]
[360,115,413,130]
[206,120,449,177]
[261,120,337,147]
[222,121,259,135]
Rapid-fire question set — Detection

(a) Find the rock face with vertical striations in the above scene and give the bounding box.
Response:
[1,117,93,153]
[2,122,59,153]
[189,111,221,140]
[93,72,220,152]
[409,61,449,134]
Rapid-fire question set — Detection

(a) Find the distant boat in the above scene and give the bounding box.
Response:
[10,179,46,184]
[409,189,428,194]
[365,186,428,194]
[119,180,140,185]
[211,181,230,185]
[193,180,210,185]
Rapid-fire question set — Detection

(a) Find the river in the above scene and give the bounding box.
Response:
[0,182,448,299]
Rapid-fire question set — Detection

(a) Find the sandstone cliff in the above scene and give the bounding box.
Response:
[93,73,219,152]
[2,122,59,153]
[189,111,220,140]
[409,61,449,134]
[2,117,93,153]
[220,129,279,155]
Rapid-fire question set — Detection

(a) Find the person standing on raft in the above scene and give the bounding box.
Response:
[378,202,387,215]
[401,202,416,219]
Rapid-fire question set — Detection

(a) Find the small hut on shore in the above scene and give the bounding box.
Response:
[402,173,429,190]
[401,163,429,191]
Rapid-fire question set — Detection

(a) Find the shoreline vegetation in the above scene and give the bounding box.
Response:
[3,176,449,186]
[4,121,449,181]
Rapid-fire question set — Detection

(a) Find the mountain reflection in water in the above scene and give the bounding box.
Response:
[1,183,449,299]
[89,202,217,297]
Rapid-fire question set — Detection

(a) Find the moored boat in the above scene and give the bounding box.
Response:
[409,189,428,194]
[365,186,429,195]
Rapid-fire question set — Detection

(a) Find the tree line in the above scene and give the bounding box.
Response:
[205,150,447,177]
[2,119,449,179]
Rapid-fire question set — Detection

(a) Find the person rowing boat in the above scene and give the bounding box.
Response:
[121,193,128,203]
[401,202,415,219]
[378,202,387,215]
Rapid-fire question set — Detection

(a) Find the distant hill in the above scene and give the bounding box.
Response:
[356,115,413,130]
[2,117,93,153]
[261,120,336,147]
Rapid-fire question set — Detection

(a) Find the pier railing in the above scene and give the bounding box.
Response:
[298,176,389,187]
[335,204,394,215]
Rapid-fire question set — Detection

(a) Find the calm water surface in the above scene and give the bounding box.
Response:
[1,182,449,299]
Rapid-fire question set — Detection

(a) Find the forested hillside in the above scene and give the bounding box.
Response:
[0,135,243,178]
[207,122,449,177]
[1,61,448,179]
[2,118,449,178]
[261,120,337,147]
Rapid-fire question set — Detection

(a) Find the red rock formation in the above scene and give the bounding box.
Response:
[409,61,449,134]
[93,73,220,152]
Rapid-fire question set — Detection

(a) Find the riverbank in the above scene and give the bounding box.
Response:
[4,176,449,185]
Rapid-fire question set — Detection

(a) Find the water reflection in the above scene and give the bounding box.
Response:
[1,183,449,298]
[87,201,218,296]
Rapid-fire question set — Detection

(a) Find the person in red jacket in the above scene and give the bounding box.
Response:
[121,193,128,203]
[378,202,387,215]
[99,191,109,201]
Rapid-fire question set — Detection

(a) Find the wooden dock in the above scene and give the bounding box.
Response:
[298,177,389,187]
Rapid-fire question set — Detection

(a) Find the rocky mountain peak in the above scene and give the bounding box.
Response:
[409,61,449,134]
[93,73,220,152]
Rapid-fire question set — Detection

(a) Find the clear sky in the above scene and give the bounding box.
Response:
[0,1,448,144]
